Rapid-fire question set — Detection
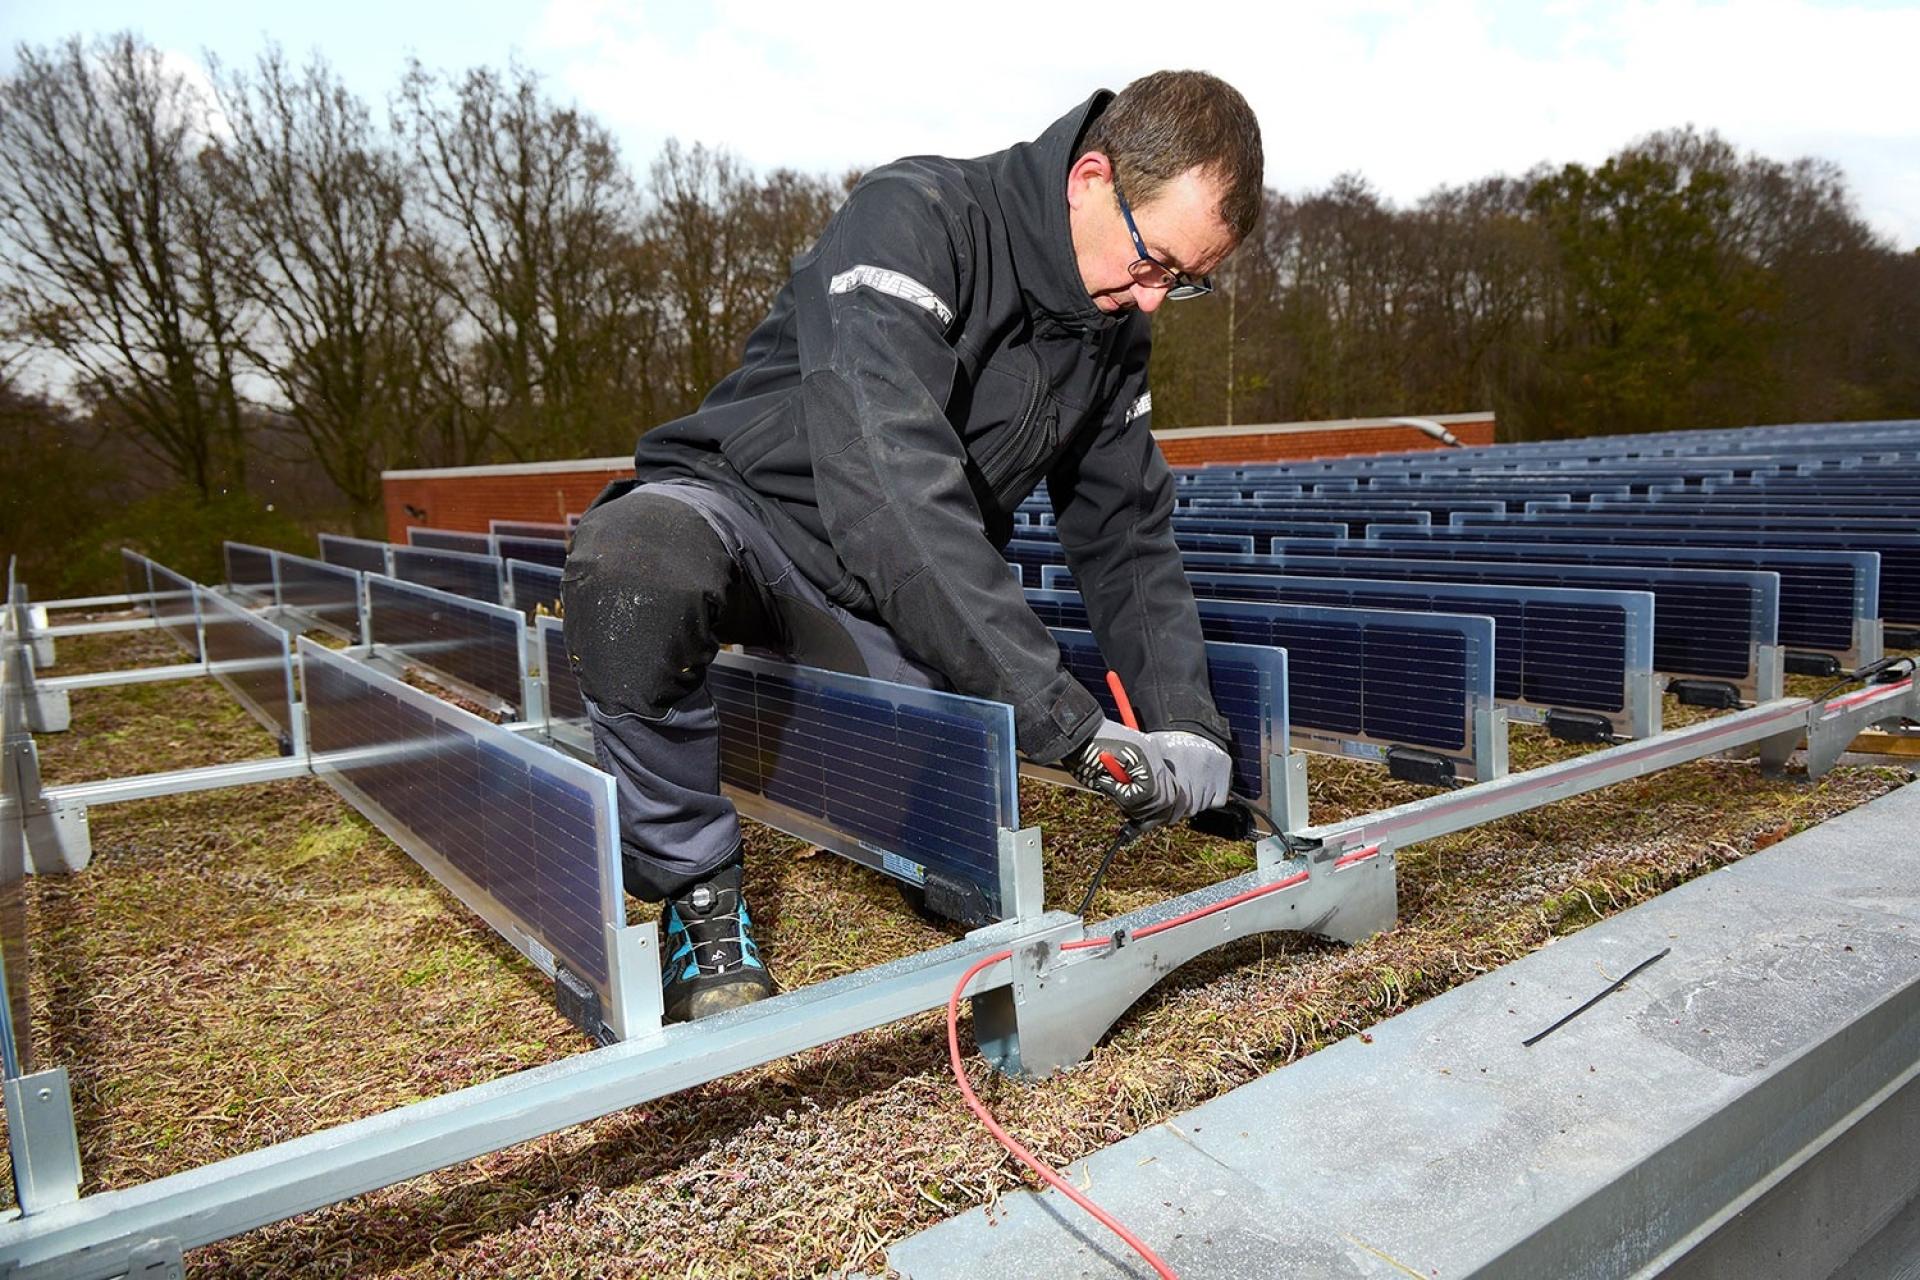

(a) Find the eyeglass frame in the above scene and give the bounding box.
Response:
[1112,177,1214,301]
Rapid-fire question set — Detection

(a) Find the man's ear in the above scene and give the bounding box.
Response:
[1065,150,1114,213]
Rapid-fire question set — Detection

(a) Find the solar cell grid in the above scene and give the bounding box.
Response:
[1027,587,1492,766]
[509,561,565,620]
[390,545,505,606]
[1048,627,1286,804]
[489,521,570,541]
[197,587,297,750]
[498,536,568,568]
[1180,570,1640,717]
[149,562,201,661]
[706,655,1017,909]
[121,549,153,618]
[274,552,363,642]
[2,640,33,1076]
[223,542,277,602]
[366,574,528,716]
[408,528,496,556]
[318,533,389,576]
[300,638,617,1004]
[1365,530,1874,657]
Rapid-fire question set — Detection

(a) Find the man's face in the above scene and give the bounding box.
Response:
[1067,156,1237,315]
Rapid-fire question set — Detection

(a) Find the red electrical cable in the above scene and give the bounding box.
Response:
[943,863,1358,1277]
[946,949,1180,1280]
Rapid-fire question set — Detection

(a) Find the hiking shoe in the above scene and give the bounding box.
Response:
[659,862,775,1022]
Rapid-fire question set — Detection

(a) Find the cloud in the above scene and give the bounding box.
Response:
[530,0,1920,246]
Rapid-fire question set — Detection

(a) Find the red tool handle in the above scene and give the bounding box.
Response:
[1096,670,1141,784]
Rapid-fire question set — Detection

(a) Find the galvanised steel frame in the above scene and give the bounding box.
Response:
[0,580,1915,1276]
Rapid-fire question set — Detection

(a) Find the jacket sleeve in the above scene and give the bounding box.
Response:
[1048,324,1231,750]
[788,176,1102,763]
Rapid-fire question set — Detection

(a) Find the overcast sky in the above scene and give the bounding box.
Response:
[6,0,1918,249]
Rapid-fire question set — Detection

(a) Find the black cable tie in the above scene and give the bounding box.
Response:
[1522,947,1671,1048]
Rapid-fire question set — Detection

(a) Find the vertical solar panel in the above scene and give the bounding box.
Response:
[390,545,505,606]
[1207,547,1777,699]
[490,520,570,541]
[1369,529,1874,659]
[1,640,33,1078]
[274,552,364,642]
[300,638,625,1026]
[317,533,390,576]
[539,617,584,727]
[509,561,565,621]
[148,561,202,662]
[1027,587,1495,777]
[1179,570,1652,728]
[366,574,529,717]
[498,537,568,569]
[538,620,1021,914]
[707,655,1020,911]
[1048,627,1287,807]
[223,541,277,604]
[197,587,298,754]
[408,528,496,556]
[121,548,154,617]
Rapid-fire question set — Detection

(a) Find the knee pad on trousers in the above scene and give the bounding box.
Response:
[562,491,762,716]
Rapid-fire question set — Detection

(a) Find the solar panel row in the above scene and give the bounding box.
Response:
[365,575,529,717]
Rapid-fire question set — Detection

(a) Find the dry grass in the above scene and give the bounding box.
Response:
[5,626,1914,1277]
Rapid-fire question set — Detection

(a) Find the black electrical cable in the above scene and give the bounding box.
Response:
[1812,655,1914,704]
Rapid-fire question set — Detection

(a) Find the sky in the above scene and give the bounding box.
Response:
[3,0,1918,249]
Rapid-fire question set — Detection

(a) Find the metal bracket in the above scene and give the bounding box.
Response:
[995,826,1045,923]
[604,921,664,1044]
[976,854,1398,1078]
[2,1069,81,1213]
[1474,704,1511,781]
[23,803,90,874]
[1267,749,1309,835]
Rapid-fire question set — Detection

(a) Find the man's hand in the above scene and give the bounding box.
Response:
[1066,724,1235,828]
[1064,719,1165,825]
[1149,731,1232,822]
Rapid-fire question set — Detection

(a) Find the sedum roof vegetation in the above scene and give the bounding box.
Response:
[7,624,1914,1278]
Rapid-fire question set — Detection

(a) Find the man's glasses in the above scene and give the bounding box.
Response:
[1113,178,1213,301]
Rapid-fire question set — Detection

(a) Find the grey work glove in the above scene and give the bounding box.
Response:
[1148,730,1233,823]
[1064,718,1167,826]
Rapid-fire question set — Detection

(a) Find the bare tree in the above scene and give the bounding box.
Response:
[206,48,417,518]
[0,33,249,497]
[393,61,650,460]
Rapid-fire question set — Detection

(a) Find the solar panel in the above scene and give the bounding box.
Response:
[274,551,364,643]
[2,639,34,1076]
[318,533,389,576]
[408,527,495,556]
[121,548,153,618]
[1177,569,1653,733]
[389,545,505,606]
[366,574,530,717]
[1025,587,1499,780]
[489,520,570,541]
[197,587,298,754]
[299,638,630,1033]
[508,561,565,621]
[1176,511,1428,540]
[1167,547,1780,701]
[149,561,202,662]
[1451,511,1920,626]
[498,536,568,569]
[223,542,277,604]
[1365,530,1878,663]
[1047,627,1289,807]
[539,619,1021,916]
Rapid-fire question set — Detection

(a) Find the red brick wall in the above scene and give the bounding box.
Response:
[383,465,631,542]
[380,416,1497,538]
[1155,418,1497,468]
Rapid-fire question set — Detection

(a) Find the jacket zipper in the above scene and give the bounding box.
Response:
[981,344,1055,506]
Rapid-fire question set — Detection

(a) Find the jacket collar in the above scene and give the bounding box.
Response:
[990,90,1121,332]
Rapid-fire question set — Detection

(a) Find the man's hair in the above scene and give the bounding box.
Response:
[1081,70,1264,242]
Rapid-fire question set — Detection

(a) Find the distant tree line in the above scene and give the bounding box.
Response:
[2,32,1916,559]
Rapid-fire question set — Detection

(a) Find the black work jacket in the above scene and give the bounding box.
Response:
[632,92,1229,763]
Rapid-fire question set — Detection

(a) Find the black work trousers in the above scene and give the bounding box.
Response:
[561,479,944,899]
